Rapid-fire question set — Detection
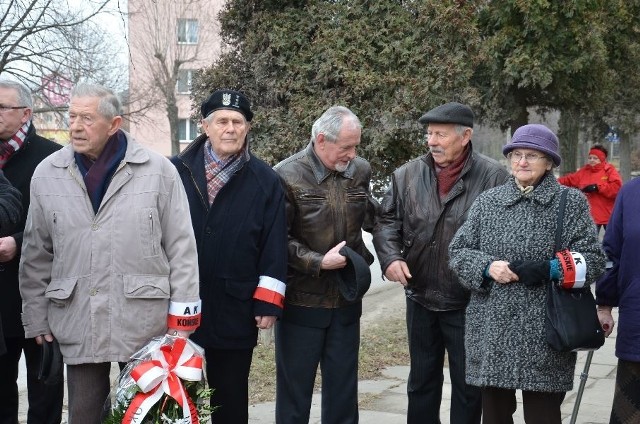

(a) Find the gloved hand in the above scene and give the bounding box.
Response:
[581,184,598,193]
[508,260,550,287]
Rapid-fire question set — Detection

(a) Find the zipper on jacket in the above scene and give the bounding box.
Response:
[182,162,208,210]
[97,160,128,215]
[68,167,96,216]
[148,211,157,255]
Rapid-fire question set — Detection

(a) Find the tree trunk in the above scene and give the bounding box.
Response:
[508,104,529,137]
[166,95,180,156]
[557,110,580,176]
[618,130,632,182]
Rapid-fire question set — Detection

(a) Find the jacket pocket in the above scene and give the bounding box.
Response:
[45,277,85,345]
[121,275,170,341]
[401,229,415,258]
[345,188,368,203]
[295,189,327,203]
[216,279,257,339]
[137,208,160,258]
[50,211,64,263]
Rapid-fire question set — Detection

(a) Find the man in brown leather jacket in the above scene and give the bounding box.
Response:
[274,106,377,424]
[373,102,509,424]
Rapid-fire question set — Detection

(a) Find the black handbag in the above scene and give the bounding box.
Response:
[545,189,605,352]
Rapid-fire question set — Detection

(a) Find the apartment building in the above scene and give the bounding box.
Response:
[128,0,224,156]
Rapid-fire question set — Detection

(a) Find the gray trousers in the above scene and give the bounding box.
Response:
[66,363,112,424]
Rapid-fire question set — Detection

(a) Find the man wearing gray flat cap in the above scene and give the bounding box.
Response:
[373,101,509,424]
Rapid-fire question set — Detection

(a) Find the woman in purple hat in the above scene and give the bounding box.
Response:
[449,124,606,423]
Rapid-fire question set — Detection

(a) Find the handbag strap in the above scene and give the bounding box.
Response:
[555,189,568,252]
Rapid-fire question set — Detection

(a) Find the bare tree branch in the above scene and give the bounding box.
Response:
[129,0,222,154]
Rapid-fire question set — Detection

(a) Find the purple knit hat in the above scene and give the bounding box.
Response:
[502,124,561,166]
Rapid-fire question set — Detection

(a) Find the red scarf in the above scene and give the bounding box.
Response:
[0,121,29,169]
[435,145,470,198]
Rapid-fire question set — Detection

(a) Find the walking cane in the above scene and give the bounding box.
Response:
[569,350,594,424]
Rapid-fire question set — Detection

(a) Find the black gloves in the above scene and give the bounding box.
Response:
[581,184,598,193]
[509,260,550,287]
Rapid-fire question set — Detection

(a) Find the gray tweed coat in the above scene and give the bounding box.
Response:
[449,173,606,392]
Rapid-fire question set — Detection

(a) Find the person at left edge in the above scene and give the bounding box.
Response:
[0,170,21,357]
[171,89,287,424]
[0,170,21,237]
[0,78,63,424]
[19,84,201,424]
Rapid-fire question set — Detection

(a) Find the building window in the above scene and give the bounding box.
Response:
[179,119,198,142]
[177,19,198,44]
[176,69,194,93]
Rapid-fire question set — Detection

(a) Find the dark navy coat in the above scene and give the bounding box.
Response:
[171,135,287,349]
[597,177,640,362]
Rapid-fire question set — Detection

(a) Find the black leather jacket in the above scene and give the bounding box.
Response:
[274,142,378,308]
[373,147,509,311]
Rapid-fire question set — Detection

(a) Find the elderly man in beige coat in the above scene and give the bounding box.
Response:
[19,84,201,424]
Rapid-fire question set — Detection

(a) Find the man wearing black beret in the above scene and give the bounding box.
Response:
[373,101,509,424]
[171,89,287,424]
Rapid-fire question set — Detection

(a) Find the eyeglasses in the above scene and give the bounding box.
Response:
[508,151,546,164]
[0,105,26,113]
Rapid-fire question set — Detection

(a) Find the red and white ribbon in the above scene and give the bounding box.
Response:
[123,337,203,424]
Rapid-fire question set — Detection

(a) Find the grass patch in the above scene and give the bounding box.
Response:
[248,309,408,404]
[358,313,409,380]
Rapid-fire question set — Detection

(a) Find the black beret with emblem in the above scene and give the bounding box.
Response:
[418,102,474,128]
[201,89,253,122]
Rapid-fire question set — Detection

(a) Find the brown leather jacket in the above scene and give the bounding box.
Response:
[373,147,509,311]
[274,142,378,308]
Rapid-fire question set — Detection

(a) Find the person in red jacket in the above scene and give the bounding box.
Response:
[558,144,622,233]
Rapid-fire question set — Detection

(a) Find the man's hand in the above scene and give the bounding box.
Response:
[581,184,598,193]
[384,260,412,286]
[488,260,519,285]
[167,328,192,338]
[597,307,615,337]
[255,316,277,330]
[0,236,17,262]
[321,241,348,270]
[35,334,54,345]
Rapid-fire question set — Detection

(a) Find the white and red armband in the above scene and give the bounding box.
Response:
[167,300,202,331]
[555,249,587,289]
[253,276,286,308]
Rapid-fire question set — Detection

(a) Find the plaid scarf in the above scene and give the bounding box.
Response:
[204,139,249,205]
[0,121,30,169]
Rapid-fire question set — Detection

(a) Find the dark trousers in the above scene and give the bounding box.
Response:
[0,337,63,424]
[275,308,360,424]
[610,359,640,424]
[481,387,565,424]
[67,362,127,424]
[205,348,254,424]
[406,299,481,424]
[66,363,112,424]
